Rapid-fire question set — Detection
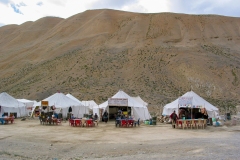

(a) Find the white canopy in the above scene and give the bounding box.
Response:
[132,96,148,106]
[0,92,27,117]
[162,91,219,118]
[17,99,36,108]
[38,92,89,118]
[17,99,37,116]
[66,93,83,104]
[97,90,151,120]
[81,100,98,110]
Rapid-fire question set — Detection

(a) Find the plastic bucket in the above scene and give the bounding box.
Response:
[149,120,153,125]
[145,120,149,125]
[212,118,216,122]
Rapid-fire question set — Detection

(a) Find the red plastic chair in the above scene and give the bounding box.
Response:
[121,119,128,127]
[69,119,75,126]
[10,117,14,124]
[75,119,81,127]
[56,119,62,125]
[177,120,183,129]
[86,119,94,127]
[128,119,134,127]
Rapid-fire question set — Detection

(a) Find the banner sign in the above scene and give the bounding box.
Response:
[108,98,128,106]
[41,101,48,106]
[178,97,193,108]
[192,105,203,108]
[26,107,33,110]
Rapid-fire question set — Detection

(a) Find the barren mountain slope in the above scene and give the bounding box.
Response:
[0,9,239,111]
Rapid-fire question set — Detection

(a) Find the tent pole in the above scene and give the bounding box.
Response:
[191,107,192,119]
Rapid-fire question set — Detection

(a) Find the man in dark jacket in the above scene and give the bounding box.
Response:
[170,110,178,128]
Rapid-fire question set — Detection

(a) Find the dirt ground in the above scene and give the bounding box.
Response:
[0,118,240,160]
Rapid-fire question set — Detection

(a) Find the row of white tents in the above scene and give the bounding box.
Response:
[0,90,219,119]
[0,90,151,120]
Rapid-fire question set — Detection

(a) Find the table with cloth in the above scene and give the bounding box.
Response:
[176,119,206,129]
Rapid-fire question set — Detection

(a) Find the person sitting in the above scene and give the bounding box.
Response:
[70,114,75,119]
[120,113,125,119]
[54,112,58,119]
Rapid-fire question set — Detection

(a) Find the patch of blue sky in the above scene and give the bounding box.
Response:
[37,1,43,6]
[16,2,26,7]
[10,3,23,14]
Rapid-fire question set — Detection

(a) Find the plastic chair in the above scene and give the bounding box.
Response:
[182,120,188,129]
[69,119,75,126]
[86,119,94,127]
[81,119,86,127]
[121,119,128,127]
[75,119,81,127]
[190,120,196,129]
[94,120,98,126]
[177,120,183,129]
[128,119,134,127]
[10,117,14,123]
[203,119,207,128]
[56,119,62,125]
[197,119,204,129]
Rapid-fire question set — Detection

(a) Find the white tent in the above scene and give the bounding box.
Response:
[162,91,219,118]
[17,99,37,116]
[38,93,89,118]
[0,92,27,117]
[97,90,151,121]
[132,96,148,106]
[81,100,98,110]
[66,93,83,104]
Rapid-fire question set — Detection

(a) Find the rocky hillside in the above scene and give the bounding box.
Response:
[0,9,239,113]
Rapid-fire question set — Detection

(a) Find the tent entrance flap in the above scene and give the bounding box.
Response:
[108,106,131,120]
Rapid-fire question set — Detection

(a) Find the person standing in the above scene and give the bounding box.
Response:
[170,110,178,128]
[103,110,108,123]
[93,113,98,121]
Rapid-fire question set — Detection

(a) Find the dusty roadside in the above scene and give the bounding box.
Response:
[0,119,239,160]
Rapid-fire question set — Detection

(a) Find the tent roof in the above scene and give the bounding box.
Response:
[0,92,25,108]
[17,99,37,103]
[164,91,218,111]
[81,100,98,109]
[66,93,83,105]
[98,90,147,108]
[132,96,148,106]
[40,92,83,108]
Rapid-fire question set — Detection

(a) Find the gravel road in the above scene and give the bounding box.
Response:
[0,119,239,160]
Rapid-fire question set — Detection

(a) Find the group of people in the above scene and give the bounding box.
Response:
[170,108,209,128]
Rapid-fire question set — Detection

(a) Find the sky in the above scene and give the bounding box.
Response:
[0,0,240,27]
